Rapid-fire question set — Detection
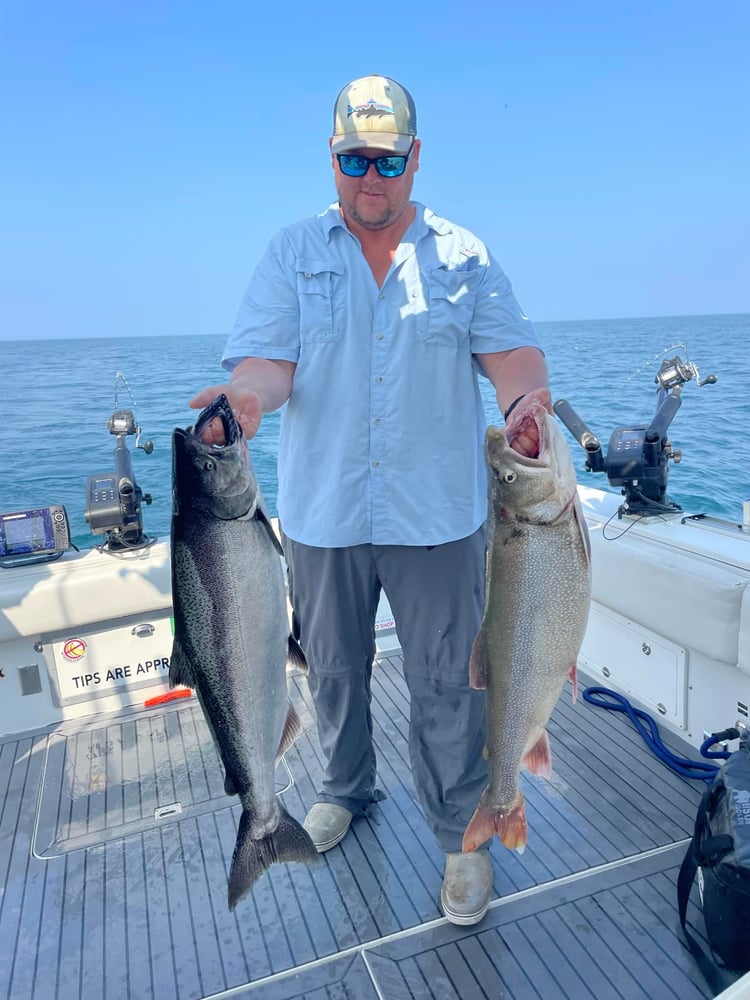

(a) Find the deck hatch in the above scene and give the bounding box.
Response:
[32,701,293,858]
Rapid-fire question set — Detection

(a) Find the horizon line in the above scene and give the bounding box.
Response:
[1,310,748,344]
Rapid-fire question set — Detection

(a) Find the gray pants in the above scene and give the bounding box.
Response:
[283,527,488,853]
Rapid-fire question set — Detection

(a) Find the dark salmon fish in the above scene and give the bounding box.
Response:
[170,394,318,908]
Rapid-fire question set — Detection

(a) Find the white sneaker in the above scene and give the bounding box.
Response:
[303,803,353,853]
[441,850,493,925]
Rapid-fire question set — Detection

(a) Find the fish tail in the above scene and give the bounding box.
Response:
[462,793,527,855]
[228,806,319,910]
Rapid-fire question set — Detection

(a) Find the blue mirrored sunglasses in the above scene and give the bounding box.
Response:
[336,142,414,178]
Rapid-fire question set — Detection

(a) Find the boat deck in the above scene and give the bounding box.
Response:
[0,651,740,999]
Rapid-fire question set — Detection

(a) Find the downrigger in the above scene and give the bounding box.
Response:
[553,353,717,516]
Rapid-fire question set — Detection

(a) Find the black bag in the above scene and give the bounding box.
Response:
[678,742,750,992]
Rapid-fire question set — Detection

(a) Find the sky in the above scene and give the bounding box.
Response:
[1,1,747,341]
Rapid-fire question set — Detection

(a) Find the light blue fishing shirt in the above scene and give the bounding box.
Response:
[223,202,541,547]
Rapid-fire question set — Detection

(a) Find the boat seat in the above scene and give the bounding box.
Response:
[589,531,748,673]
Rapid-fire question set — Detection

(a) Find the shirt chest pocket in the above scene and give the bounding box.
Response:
[423,268,478,348]
[295,258,344,343]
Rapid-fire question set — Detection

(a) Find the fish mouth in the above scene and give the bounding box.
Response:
[488,405,579,522]
[500,402,572,476]
[494,404,551,468]
[192,394,242,447]
[172,393,254,516]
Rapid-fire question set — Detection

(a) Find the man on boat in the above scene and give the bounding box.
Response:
[191,74,550,926]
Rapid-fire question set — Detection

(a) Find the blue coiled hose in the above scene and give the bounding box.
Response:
[582,687,739,781]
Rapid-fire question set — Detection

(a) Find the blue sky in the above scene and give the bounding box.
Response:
[1,1,747,341]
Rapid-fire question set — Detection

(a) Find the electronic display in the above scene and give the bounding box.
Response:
[0,506,71,559]
[611,428,645,450]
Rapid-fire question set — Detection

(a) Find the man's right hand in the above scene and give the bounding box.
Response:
[189,358,295,444]
[188,386,263,444]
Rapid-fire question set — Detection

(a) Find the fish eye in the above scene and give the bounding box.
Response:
[203,459,215,471]
[502,470,517,483]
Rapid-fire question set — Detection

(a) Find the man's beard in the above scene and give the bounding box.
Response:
[344,201,399,230]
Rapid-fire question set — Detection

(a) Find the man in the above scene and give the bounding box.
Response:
[191,74,550,926]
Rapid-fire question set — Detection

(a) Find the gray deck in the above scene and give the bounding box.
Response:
[0,653,737,999]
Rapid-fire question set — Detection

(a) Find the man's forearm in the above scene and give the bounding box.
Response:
[231,357,296,413]
[475,347,549,416]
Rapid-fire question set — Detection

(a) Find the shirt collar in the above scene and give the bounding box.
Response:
[321,203,347,241]
[420,204,455,237]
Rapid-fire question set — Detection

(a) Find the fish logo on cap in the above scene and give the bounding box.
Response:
[347,100,394,119]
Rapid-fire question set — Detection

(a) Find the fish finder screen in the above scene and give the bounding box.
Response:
[0,509,55,556]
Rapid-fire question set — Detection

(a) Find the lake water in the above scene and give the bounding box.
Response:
[1,312,747,549]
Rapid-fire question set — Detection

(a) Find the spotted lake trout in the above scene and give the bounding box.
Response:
[462,398,591,854]
[169,394,318,908]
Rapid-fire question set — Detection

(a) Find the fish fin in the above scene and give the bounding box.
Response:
[255,506,284,556]
[287,634,308,673]
[523,730,552,778]
[224,771,238,796]
[462,805,496,852]
[462,793,527,854]
[573,492,592,565]
[276,703,303,762]
[569,663,578,703]
[497,795,528,853]
[469,631,490,689]
[228,806,319,910]
[168,638,196,689]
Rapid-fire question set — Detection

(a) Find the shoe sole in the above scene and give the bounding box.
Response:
[307,821,352,853]
[440,887,491,926]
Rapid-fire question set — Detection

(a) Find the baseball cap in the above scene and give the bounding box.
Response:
[331,74,417,154]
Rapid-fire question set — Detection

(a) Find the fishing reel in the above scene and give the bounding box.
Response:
[84,379,154,550]
[554,354,717,517]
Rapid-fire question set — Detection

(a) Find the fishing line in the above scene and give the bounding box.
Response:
[625,341,692,386]
[113,370,140,411]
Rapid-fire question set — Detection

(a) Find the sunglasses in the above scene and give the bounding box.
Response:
[336,142,415,178]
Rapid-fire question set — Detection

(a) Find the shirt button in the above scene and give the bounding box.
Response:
[375,376,383,383]
[376,333,384,341]
[379,293,385,300]
[372,460,380,467]
[374,418,381,426]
